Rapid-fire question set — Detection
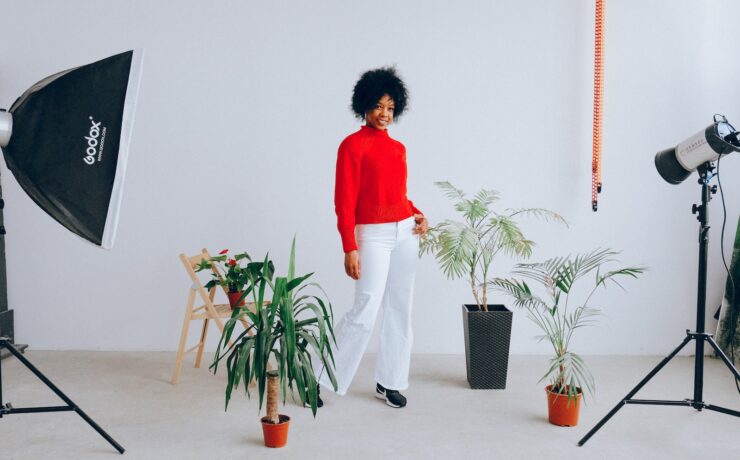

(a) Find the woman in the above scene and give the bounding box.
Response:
[318,67,428,408]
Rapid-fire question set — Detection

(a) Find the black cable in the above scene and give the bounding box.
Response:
[714,154,740,394]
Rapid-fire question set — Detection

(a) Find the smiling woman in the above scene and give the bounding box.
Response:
[314,66,428,409]
[350,66,408,122]
[365,95,395,131]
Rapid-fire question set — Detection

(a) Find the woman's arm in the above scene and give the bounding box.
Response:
[335,139,362,253]
[408,200,428,235]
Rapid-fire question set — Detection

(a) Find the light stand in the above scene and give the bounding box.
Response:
[0,337,125,454]
[578,162,740,446]
[0,181,27,361]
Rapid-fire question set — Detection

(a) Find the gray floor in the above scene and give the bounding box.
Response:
[1,351,738,459]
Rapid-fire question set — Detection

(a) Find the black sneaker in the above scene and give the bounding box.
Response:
[303,385,323,408]
[375,383,407,408]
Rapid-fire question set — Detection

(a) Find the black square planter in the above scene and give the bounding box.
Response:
[462,304,512,389]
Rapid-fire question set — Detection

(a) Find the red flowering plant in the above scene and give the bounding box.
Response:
[196,249,253,294]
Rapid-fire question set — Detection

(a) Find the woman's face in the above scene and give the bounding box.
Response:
[365,94,395,130]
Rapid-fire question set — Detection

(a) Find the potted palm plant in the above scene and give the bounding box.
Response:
[490,249,643,426]
[196,249,253,308]
[420,181,566,389]
[211,237,337,447]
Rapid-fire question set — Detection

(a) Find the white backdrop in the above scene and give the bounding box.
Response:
[0,0,738,355]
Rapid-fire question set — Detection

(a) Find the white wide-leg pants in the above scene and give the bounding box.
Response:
[320,216,419,395]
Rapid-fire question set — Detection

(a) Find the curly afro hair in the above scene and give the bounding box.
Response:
[351,66,409,120]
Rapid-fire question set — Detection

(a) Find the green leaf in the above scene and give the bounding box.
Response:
[474,188,500,207]
[286,272,313,292]
[298,351,319,416]
[490,215,533,259]
[456,199,489,224]
[507,208,569,227]
[224,345,237,410]
[204,280,218,290]
[195,259,213,272]
[434,181,466,200]
[435,221,477,279]
[288,235,296,282]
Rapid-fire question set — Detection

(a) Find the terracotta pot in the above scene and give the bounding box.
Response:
[545,385,582,427]
[227,291,246,309]
[261,414,290,448]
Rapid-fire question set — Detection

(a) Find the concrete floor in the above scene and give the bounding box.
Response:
[1,351,739,459]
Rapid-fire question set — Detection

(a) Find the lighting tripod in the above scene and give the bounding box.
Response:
[579,162,740,445]
[0,337,124,454]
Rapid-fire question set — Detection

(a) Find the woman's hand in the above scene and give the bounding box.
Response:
[344,250,360,280]
[413,214,429,235]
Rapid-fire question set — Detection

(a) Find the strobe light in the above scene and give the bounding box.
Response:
[655,114,740,184]
[0,51,142,454]
[0,50,143,248]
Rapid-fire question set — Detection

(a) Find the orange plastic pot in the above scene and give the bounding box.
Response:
[227,291,246,309]
[261,415,290,448]
[545,385,582,427]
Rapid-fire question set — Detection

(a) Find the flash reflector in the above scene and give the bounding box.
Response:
[655,114,740,184]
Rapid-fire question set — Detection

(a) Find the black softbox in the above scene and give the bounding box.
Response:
[0,49,143,248]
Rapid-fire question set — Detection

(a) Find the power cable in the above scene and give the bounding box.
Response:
[715,154,739,394]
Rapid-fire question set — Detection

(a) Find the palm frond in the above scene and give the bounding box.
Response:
[419,226,441,257]
[489,215,533,259]
[455,199,489,224]
[541,351,595,400]
[571,249,618,281]
[435,181,466,200]
[474,188,500,207]
[507,208,569,228]
[435,221,478,279]
[511,261,553,286]
[489,278,548,310]
[596,266,646,289]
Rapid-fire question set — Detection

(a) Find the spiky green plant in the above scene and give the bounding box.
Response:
[210,237,337,416]
[420,181,566,311]
[490,249,644,401]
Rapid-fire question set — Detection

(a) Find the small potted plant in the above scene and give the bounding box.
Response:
[211,237,337,448]
[421,181,566,389]
[196,249,253,308]
[490,249,644,426]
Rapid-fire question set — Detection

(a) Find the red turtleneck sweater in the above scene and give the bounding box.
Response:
[334,125,423,253]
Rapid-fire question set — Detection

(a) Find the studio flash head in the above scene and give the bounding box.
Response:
[655,114,740,184]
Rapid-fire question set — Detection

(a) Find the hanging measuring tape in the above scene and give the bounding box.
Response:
[592,0,605,211]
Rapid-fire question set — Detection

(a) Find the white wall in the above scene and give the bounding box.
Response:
[1,0,738,355]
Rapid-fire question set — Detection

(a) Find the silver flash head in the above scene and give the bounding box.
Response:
[655,114,740,184]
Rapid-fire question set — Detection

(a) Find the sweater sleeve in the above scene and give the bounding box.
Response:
[408,199,423,216]
[334,139,362,253]
[404,144,423,216]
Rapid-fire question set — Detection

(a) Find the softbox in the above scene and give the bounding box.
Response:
[0,49,143,248]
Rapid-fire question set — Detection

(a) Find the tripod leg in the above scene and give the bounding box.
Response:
[696,338,739,419]
[578,334,692,446]
[0,345,4,416]
[705,336,740,380]
[70,407,125,454]
[704,404,740,417]
[1,342,125,454]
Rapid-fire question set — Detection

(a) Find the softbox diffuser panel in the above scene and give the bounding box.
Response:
[1,49,143,248]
